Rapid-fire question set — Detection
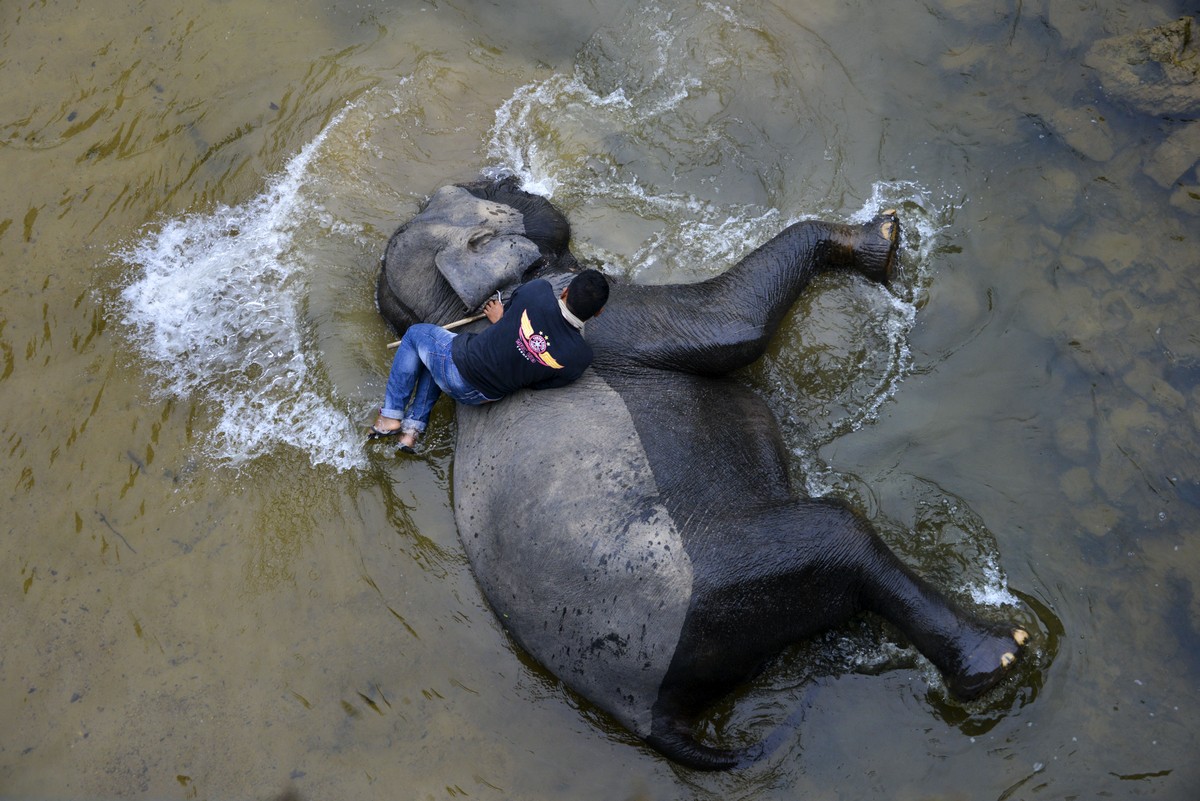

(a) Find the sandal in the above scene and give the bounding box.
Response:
[366,424,402,441]
[365,412,404,442]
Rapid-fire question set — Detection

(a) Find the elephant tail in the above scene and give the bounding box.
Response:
[646,725,748,771]
[648,683,820,771]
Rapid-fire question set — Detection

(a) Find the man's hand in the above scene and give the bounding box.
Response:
[483,298,504,323]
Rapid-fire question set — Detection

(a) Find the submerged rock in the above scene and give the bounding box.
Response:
[1145,121,1200,187]
[1085,17,1200,117]
[1016,90,1116,163]
[1142,119,1200,185]
[1046,105,1115,162]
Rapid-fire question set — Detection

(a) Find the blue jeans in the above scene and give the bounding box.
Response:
[381,323,495,434]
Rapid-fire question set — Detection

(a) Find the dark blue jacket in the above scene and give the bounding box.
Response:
[452,279,593,400]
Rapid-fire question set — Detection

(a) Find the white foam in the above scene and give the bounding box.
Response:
[117,104,367,473]
[486,72,635,197]
[968,552,1021,608]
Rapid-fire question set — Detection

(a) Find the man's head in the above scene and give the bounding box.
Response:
[563,269,609,321]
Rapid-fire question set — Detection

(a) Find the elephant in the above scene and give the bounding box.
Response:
[374,177,1028,770]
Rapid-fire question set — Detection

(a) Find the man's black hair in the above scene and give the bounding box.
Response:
[565,269,609,320]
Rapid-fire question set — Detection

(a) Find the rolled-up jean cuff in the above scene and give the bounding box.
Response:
[399,417,426,434]
[379,409,425,434]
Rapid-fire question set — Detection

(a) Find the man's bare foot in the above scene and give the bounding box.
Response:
[397,430,420,453]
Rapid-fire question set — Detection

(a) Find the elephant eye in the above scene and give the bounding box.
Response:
[468,230,494,249]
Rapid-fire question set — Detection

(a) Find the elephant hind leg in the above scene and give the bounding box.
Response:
[668,499,1027,709]
[846,509,1029,700]
[648,673,824,771]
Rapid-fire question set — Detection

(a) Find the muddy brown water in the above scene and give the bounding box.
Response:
[2,1,1197,799]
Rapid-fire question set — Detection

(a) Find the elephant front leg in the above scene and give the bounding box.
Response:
[589,211,901,376]
[709,209,902,300]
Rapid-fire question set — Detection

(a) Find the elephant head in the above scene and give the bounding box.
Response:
[376,178,577,333]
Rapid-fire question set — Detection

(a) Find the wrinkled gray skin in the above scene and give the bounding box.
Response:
[376,178,1028,770]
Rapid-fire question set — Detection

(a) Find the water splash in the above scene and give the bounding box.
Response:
[823,179,958,439]
[487,72,634,198]
[968,552,1021,608]
[485,1,813,287]
[117,104,368,472]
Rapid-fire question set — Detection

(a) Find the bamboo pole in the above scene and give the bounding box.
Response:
[386,312,486,348]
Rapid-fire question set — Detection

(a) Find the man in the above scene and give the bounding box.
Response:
[368,269,609,452]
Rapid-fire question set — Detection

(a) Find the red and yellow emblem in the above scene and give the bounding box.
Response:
[518,310,563,369]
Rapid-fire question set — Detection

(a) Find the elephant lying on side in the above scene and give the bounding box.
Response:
[375,178,1028,770]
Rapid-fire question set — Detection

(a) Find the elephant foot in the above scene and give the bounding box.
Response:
[943,626,1029,701]
[853,209,901,284]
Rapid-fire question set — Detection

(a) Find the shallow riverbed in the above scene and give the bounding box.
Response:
[2,1,1197,799]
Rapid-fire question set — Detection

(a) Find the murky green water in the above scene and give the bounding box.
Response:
[2,1,1197,799]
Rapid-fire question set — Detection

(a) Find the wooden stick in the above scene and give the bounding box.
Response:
[386,312,486,348]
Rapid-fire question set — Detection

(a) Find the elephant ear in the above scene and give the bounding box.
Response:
[424,186,542,309]
[434,227,541,310]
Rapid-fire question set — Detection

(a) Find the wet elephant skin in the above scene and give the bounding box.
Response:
[377,179,1028,770]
